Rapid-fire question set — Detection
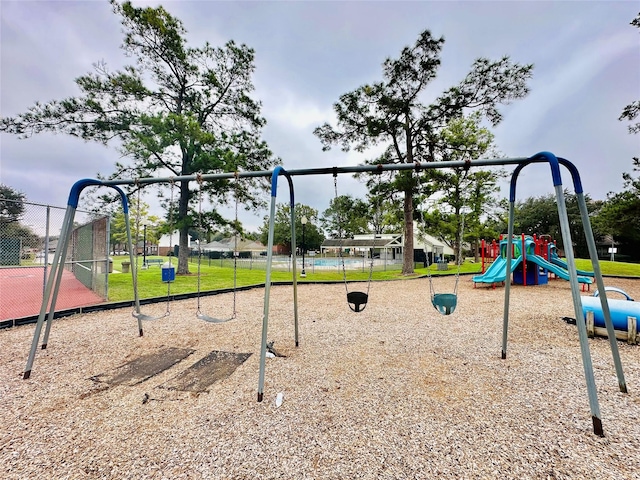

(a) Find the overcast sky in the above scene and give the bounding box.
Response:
[1,0,639,233]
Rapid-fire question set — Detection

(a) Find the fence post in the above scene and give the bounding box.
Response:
[43,205,50,297]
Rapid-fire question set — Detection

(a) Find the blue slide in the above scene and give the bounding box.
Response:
[473,253,592,285]
[528,254,593,284]
[549,254,594,277]
[473,256,522,284]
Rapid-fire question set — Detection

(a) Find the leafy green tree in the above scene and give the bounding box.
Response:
[259,204,324,252]
[419,114,503,261]
[605,13,640,260]
[0,1,278,275]
[0,184,26,227]
[110,199,162,254]
[0,185,40,257]
[321,195,370,238]
[465,170,506,261]
[315,29,533,274]
[593,190,640,244]
[592,159,640,260]
[514,192,600,258]
[371,195,405,234]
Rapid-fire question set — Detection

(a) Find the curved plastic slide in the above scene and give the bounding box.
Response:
[550,254,594,277]
[528,254,592,284]
[472,256,522,284]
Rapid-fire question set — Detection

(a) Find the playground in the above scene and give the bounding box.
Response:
[473,234,595,289]
[1,276,639,478]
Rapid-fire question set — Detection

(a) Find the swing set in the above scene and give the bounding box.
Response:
[425,174,469,316]
[21,152,629,437]
[332,170,375,313]
[130,176,240,324]
[194,173,239,323]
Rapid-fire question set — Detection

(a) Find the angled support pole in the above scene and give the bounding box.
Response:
[257,166,299,402]
[24,180,137,379]
[558,158,627,394]
[503,152,618,436]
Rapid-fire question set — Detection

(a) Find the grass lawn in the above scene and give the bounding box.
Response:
[106,255,640,302]
[107,255,483,302]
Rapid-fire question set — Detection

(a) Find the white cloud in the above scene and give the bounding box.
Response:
[264,93,334,132]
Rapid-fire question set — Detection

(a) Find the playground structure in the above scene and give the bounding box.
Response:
[20,152,631,437]
[473,234,594,289]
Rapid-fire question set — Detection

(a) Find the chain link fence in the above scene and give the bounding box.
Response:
[1,199,412,325]
[0,199,109,322]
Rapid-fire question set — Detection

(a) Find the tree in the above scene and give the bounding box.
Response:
[0,1,278,275]
[465,170,506,261]
[0,185,40,261]
[619,13,640,140]
[610,12,640,260]
[419,114,503,262]
[315,29,533,274]
[321,195,370,238]
[259,204,325,253]
[592,159,640,261]
[514,192,600,258]
[110,199,162,253]
[0,184,26,227]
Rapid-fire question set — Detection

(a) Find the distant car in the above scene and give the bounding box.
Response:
[114,250,129,255]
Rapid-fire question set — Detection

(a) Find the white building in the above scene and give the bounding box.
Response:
[320,223,455,264]
[157,231,192,256]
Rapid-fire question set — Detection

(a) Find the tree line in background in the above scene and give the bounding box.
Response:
[1,4,639,269]
[4,177,640,264]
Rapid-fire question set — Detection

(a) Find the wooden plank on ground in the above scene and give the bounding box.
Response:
[628,316,637,345]
[592,326,629,342]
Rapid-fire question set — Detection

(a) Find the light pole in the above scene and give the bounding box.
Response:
[301,215,307,278]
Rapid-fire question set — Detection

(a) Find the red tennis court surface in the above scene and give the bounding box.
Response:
[0,267,105,321]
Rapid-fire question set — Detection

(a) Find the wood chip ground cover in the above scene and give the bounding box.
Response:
[1,277,639,479]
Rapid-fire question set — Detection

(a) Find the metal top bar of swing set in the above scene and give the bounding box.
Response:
[98,156,532,186]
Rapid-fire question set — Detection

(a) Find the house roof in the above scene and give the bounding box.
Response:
[320,231,455,256]
[321,238,399,248]
[200,241,232,251]
[216,236,266,252]
[241,241,267,252]
[416,232,455,256]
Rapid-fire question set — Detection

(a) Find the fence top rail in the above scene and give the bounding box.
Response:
[99,156,534,187]
[0,197,95,214]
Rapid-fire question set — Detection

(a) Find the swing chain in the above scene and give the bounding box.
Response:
[231,170,240,319]
[196,173,205,315]
[164,178,176,316]
[425,164,470,314]
[130,177,171,320]
[334,172,350,298]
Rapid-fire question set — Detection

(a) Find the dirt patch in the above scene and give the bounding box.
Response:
[159,350,252,392]
[91,346,195,386]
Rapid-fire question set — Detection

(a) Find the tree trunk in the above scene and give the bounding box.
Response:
[402,188,414,275]
[177,179,190,275]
